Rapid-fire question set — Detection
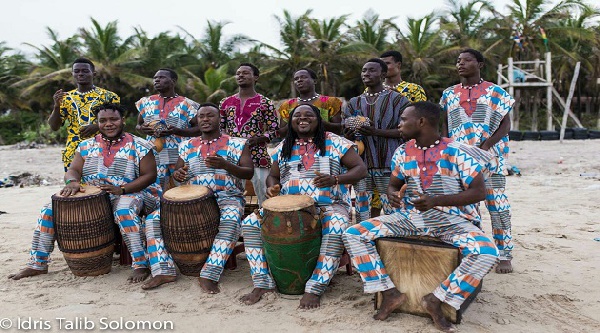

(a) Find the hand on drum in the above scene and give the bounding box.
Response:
[173,165,189,182]
[410,190,437,211]
[388,184,408,208]
[313,171,336,188]
[343,127,356,140]
[60,183,84,196]
[99,184,123,195]
[205,154,228,169]
[266,184,281,198]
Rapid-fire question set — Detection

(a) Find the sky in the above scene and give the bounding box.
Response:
[2,0,513,55]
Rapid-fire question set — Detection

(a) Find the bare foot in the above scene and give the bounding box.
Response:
[496,259,513,274]
[141,275,176,290]
[8,268,48,280]
[198,277,220,294]
[421,293,456,333]
[299,293,321,309]
[374,288,407,320]
[127,268,150,283]
[240,288,275,305]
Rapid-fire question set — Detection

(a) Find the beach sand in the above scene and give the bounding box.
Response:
[1,140,599,333]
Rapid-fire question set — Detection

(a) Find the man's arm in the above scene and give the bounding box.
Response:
[480,115,510,151]
[411,173,486,211]
[48,89,66,131]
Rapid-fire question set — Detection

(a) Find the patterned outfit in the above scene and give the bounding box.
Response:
[27,133,175,277]
[385,80,427,103]
[278,95,342,123]
[58,87,119,171]
[343,90,409,221]
[242,132,354,295]
[178,134,247,282]
[343,138,499,310]
[220,93,278,205]
[136,95,199,189]
[440,81,515,260]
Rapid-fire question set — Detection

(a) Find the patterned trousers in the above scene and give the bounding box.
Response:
[342,214,499,310]
[199,198,243,282]
[242,204,349,295]
[157,163,177,192]
[484,173,513,260]
[355,169,393,222]
[27,194,176,277]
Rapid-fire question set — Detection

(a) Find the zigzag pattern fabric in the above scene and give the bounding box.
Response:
[78,134,162,216]
[27,195,175,277]
[441,81,514,259]
[343,137,499,308]
[179,135,247,281]
[354,169,392,222]
[241,204,349,295]
[136,95,199,167]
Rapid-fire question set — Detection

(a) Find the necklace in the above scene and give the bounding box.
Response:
[295,138,314,155]
[200,134,222,157]
[101,134,125,155]
[460,78,484,90]
[75,86,96,95]
[159,93,179,99]
[364,90,382,97]
[298,94,320,103]
[415,138,441,150]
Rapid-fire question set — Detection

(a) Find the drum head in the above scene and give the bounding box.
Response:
[164,184,211,201]
[262,194,314,212]
[54,185,102,198]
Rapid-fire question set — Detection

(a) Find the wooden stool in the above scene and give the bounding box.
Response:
[374,236,481,324]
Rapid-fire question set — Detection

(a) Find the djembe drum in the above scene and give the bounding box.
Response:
[160,185,220,276]
[52,186,115,277]
[260,194,321,295]
[374,236,482,324]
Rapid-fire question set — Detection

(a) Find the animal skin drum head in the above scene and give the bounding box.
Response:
[163,184,210,201]
[262,194,313,212]
[54,184,102,198]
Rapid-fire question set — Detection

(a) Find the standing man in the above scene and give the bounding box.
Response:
[343,102,498,332]
[440,49,515,274]
[172,103,254,294]
[240,104,366,308]
[344,58,410,222]
[278,68,343,136]
[136,68,201,191]
[220,63,278,205]
[48,58,120,171]
[379,50,427,102]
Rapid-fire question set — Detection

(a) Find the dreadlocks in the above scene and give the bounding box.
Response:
[281,104,326,161]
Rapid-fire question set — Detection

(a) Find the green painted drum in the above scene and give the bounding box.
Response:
[260,194,322,295]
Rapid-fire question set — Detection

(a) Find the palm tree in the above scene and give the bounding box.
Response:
[440,0,496,50]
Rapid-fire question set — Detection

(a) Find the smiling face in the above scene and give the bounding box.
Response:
[290,105,319,137]
[361,61,385,87]
[236,66,258,88]
[293,69,316,94]
[72,63,95,86]
[153,70,175,92]
[456,52,483,78]
[97,109,124,139]
[196,106,221,134]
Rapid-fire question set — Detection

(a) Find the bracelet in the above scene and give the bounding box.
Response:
[65,179,79,185]
[333,175,339,185]
[120,185,126,195]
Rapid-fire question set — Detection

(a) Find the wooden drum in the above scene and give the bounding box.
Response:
[52,186,115,277]
[374,236,481,324]
[260,194,321,295]
[160,185,220,276]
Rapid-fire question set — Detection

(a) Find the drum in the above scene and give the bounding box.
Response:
[160,184,220,276]
[260,194,321,295]
[52,186,115,277]
[374,236,482,324]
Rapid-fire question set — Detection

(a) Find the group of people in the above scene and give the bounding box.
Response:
[8,47,515,332]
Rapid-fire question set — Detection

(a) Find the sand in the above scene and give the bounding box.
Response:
[1,140,599,333]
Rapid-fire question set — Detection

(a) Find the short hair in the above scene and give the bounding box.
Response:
[93,102,126,117]
[296,68,317,80]
[239,62,260,76]
[411,101,440,127]
[158,68,178,81]
[366,58,388,73]
[198,102,219,112]
[380,50,403,64]
[460,48,484,63]
[72,58,95,71]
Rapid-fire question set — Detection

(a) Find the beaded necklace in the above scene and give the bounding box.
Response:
[460,78,484,114]
[295,138,317,170]
[414,138,441,151]
[298,94,320,103]
[199,134,223,158]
